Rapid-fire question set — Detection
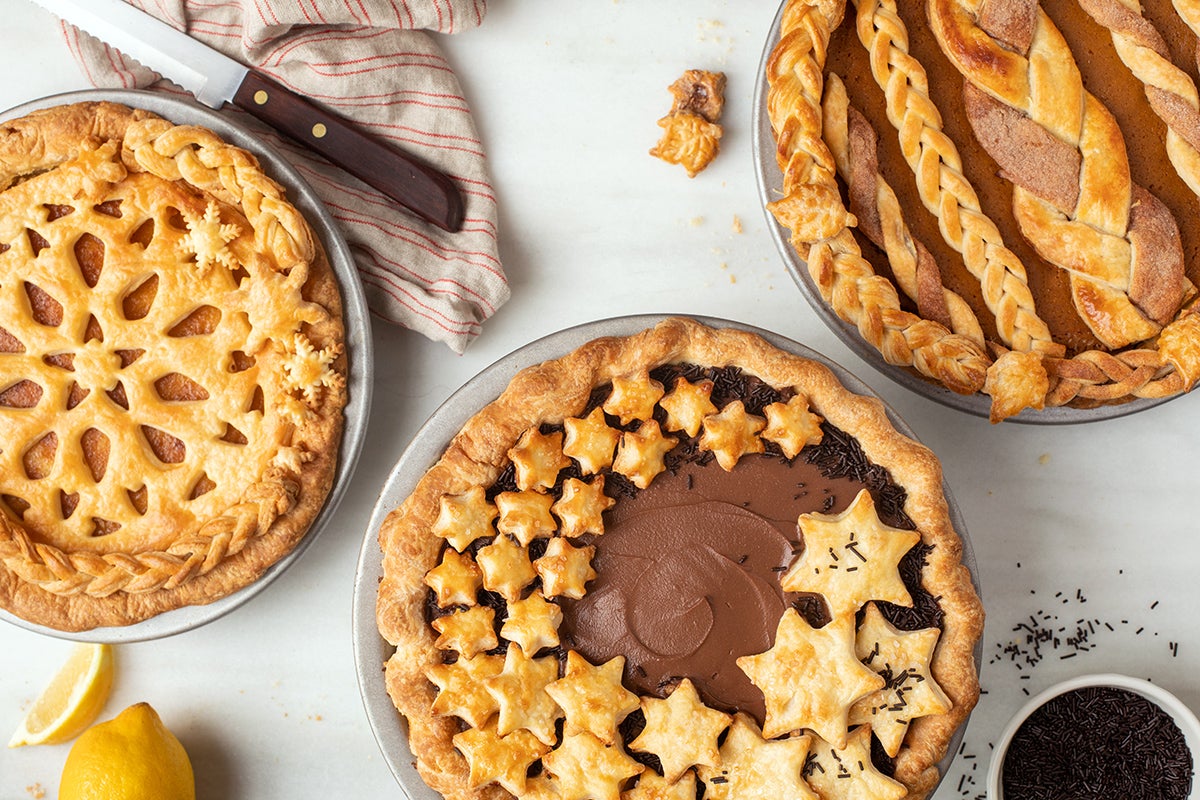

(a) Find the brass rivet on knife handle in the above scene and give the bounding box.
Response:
[233,71,465,233]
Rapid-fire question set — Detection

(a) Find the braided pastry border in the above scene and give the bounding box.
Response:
[0,102,346,630]
[765,0,990,399]
[767,0,1200,419]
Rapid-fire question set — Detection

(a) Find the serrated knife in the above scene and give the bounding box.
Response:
[26,0,465,232]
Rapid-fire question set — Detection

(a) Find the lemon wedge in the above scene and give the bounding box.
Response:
[60,702,194,800]
[8,642,114,747]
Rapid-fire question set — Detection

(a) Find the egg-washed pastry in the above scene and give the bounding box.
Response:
[650,69,726,177]
[765,0,1200,420]
[376,317,982,800]
[0,101,346,631]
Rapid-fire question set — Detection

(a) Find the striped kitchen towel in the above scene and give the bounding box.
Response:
[62,0,507,354]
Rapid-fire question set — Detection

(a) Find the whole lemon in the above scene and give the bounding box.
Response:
[59,703,195,800]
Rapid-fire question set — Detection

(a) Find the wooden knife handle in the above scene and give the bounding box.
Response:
[232,70,465,232]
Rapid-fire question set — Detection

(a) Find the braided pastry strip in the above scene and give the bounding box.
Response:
[0,118,326,598]
[0,472,297,597]
[853,0,1057,356]
[929,0,1190,350]
[766,0,989,396]
[823,73,984,347]
[1080,0,1200,198]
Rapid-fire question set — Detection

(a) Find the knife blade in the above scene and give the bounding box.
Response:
[27,0,465,232]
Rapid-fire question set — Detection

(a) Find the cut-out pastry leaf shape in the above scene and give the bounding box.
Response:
[781,488,920,617]
[737,610,884,746]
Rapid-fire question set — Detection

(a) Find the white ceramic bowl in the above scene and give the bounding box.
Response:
[987,673,1200,799]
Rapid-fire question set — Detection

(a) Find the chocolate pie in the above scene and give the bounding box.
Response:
[765,0,1200,421]
[0,102,347,631]
[375,318,982,800]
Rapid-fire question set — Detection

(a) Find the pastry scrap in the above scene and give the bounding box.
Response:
[764,0,1200,419]
[650,69,726,177]
[376,318,982,800]
[0,101,346,630]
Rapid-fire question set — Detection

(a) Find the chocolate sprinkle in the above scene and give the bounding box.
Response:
[1002,686,1194,800]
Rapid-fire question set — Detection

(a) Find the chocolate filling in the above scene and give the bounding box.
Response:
[425,364,942,762]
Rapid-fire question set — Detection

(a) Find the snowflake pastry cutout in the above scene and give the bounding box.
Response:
[279,332,345,420]
[179,201,241,276]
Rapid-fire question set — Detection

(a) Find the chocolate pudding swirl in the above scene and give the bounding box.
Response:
[429,364,942,735]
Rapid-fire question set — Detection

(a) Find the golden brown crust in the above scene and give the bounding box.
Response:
[375,317,983,800]
[768,0,1200,420]
[0,102,346,631]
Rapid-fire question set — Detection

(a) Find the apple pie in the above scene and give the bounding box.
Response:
[376,317,982,800]
[0,101,347,631]
[764,0,1200,421]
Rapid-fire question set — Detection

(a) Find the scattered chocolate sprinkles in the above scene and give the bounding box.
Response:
[1002,686,1193,800]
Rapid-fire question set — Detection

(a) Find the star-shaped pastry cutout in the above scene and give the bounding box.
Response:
[280,331,345,409]
[178,200,241,276]
[698,400,766,471]
[621,770,698,800]
[509,427,571,492]
[476,534,537,602]
[423,547,482,607]
[802,724,906,800]
[431,605,497,658]
[781,488,920,617]
[525,775,565,800]
[629,678,730,782]
[553,476,615,538]
[484,644,563,746]
[563,407,621,475]
[696,713,816,800]
[496,490,557,546]
[534,537,597,600]
[427,652,504,729]
[761,394,824,459]
[659,377,717,437]
[546,651,639,745]
[603,371,665,426]
[612,420,678,489]
[453,719,550,795]
[737,610,884,745]
[542,732,645,800]
[500,589,563,654]
[848,603,952,757]
[432,485,498,552]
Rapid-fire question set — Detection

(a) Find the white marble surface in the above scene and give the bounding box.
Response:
[1,2,1198,799]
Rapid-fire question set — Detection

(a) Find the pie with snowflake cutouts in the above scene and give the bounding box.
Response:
[0,102,347,631]
[375,318,982,800]
[765,0,1200,421]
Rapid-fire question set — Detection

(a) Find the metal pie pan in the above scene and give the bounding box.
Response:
[0,89,373,643]
[751,1,1173,424]
[352,314,979,799]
